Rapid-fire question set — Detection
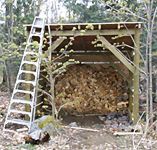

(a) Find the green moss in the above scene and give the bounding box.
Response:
[38,116,60,129]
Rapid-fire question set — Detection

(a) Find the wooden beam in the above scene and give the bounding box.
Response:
[128,71,133,121]
[51,29,136,37]
[51,37,66,52]
[97,36,135,73]
[132,30,140,123]
[113,132,142,136]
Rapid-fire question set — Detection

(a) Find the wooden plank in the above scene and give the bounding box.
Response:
[64,126,99,132]
[25,22,142,27]
[52,53,120,62]
[51,37,66,52]
[113,132,142,136]
[25,22,142,33]
[97,36,135,73]
[128,71,133,121]
[132,30,140,123]
[51,29,136,36]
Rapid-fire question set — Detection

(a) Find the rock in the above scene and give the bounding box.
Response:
[34,115,60,129]
[24,115,61,144]
[42,124,58,136]
[29,122,40,134]
[105,120,112,125]
[98,116,106,121]
[24,130,50,145]
[107,112,118,120]
[69,122,78,127]
[24,134,40,144]
[130,124,143,133]
[29,129,42,140]
[120,116,128,121]
[118,124,127,131]
[94,124,104,129]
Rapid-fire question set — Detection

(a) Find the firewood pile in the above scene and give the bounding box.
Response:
[55,65,129,115]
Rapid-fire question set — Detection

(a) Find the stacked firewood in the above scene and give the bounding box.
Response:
[55,65,129,115]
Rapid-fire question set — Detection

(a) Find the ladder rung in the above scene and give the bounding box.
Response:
[24,51,38,56]
[30,33,41,37]
[34,17,44,21]
[6,119,30,126]
[10,110,31,116]
[17,80,36,86]
[19,70,36,75]
[22,61,38,66]
[14,89,33,95]
[35,16,44,19]
[11,99,33,105]
[32,25,43,28]
[26,43,42,50]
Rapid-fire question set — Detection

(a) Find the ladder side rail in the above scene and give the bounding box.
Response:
[26,19,45,124]
[32,23,45,122]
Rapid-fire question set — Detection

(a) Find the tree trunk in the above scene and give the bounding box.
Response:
[146,0,157,123]
[4,0,13,94]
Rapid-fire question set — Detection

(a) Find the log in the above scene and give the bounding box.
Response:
[64,126,99,132]
[113,132,143,136]
[54,65,129,115]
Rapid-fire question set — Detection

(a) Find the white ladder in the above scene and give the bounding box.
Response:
[3,16,45,131]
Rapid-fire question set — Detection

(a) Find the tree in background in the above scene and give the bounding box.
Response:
[60,0,106,22]
[0,0,14,93]
[59,0,141,23]
[0,0,44,92]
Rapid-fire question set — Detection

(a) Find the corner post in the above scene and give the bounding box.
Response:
[132,29,140,123]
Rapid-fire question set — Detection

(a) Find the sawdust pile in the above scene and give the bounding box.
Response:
[55,65,129,114]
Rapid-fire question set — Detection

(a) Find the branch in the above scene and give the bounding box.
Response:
[151,6,157,32]
[37,88,54,106]
[105,3,147,21]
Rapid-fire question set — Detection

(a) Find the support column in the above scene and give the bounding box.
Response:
[128,71,133,121]
[132,29,140,123]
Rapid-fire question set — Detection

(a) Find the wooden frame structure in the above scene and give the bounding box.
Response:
[26,22,141,123]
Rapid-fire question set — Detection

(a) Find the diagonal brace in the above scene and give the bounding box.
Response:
[97,36,135,73]
[51,37,67,52]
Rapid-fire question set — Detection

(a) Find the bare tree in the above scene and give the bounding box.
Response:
[4,0,13,94]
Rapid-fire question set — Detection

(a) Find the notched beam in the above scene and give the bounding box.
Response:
[97,36,135,73]
[51,37,67,52]
[51,29,135,36]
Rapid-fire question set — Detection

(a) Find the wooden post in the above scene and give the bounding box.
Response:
[132,29,140,123]
[128,70,133,118]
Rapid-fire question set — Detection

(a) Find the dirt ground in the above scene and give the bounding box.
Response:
[0,91,157,150]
